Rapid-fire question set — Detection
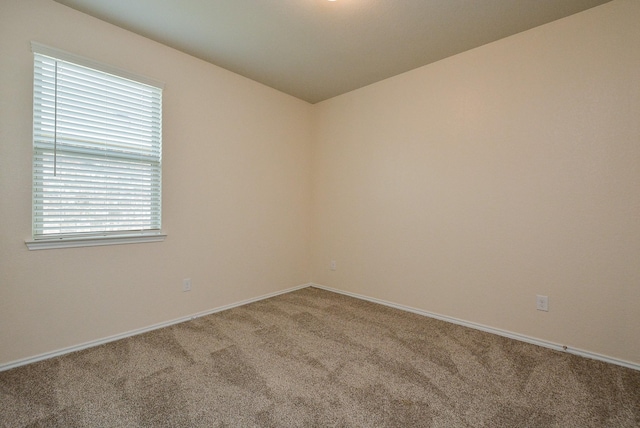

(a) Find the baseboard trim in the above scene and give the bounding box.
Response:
[310,283,640,372]
[4,282,637,373]
[0,283,311,372]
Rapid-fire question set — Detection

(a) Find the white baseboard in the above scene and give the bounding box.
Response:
[310,283,640,372]
[3,282,637,373]
[0,283,311,372]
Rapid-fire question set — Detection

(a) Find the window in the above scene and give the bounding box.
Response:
[27,43,165,250]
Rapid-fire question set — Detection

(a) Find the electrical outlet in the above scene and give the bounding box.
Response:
[536,295,548,311]
[183,278,192,292]
[330,260,337,271]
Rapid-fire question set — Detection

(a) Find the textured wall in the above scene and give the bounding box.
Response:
[311,0,640,365]
[0,0,312,365]
[1,0,638,369]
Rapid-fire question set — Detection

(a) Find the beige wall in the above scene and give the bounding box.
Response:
[311,0,640,365]
[0,0,312,365]
[1,0,638,368]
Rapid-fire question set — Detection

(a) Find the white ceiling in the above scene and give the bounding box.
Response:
[54,0,612,104]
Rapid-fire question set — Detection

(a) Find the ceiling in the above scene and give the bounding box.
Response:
[54,0,612,104]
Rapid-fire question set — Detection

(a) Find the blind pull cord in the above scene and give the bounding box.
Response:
[53,60,58,177]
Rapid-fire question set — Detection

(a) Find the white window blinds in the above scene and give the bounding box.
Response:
[32,44,163,241]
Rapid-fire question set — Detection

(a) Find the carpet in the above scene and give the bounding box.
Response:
[1,287,638,427]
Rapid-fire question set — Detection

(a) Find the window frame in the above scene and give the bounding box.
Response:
[26,42,166,250]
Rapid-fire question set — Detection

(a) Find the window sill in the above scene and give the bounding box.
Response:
[25,233,166,250]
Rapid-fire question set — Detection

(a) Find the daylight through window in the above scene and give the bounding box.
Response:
[31,44,163,244]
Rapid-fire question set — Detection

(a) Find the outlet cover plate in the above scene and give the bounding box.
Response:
[536,295,548,311]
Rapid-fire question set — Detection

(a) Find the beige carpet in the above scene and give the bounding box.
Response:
[1,287,638,427]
